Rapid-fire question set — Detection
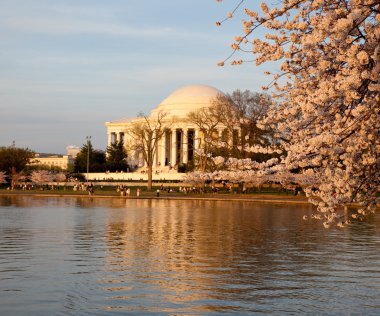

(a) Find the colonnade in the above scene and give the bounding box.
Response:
[107,127,241,169]
[157,128,198,167]
[153,127,240,168]
[108,132,124,145]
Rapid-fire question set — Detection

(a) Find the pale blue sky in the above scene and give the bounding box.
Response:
[0,0,268,153]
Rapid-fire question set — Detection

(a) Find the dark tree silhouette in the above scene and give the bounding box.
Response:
[74,141,106,173]
[106,140,128,172]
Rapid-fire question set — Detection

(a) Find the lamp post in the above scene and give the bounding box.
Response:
[86,136,91,183]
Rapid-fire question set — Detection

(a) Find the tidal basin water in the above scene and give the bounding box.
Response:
[0,196,379,315]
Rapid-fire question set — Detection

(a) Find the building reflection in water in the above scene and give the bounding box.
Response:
[99,199,342,313]
[0,196,379,314]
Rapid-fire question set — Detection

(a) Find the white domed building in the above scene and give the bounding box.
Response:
[105,84,226,170]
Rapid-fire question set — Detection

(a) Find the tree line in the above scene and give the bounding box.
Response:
[73,140,128,173]
[0,88,275,191]
[0,140,129,186]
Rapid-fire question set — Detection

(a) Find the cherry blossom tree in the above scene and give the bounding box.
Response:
[185,154,320,194]
[9,168,28,190]
[0,171,7,185]
[184,171,213,187]
[215,0,380,227]
[30,170,54,187]
[54,172,67,182]
[210,156,280,191]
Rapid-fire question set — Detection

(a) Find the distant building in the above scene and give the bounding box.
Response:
[105,84,228,169]
[29,146,79,170]
[66,145,80,158]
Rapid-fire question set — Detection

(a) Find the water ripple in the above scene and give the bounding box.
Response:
[0,196,379,315]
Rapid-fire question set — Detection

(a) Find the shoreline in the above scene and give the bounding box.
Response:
[0,191,311,205]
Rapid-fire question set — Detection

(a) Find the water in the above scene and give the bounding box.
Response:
[0,196,379,315]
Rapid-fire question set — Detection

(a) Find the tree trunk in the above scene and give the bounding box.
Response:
[147,164,153,191]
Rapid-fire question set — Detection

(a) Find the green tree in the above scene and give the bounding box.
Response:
[106,140,128,172]
[0,146,34,189]
[74,141,106,173]
[0,146,34,173]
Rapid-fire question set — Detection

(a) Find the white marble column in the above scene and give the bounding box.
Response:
[107,133,112,147]
[194,129,200,150]
[228,129,233,147]
[160,131,166,167]
[182,129,188,164]
[171,129,177,166]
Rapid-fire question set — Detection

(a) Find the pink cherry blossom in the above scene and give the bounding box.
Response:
[213,0,380,227]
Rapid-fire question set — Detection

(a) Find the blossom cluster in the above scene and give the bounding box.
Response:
[29,170,66,184]
[0,171,6,184]
[214,0,380,227]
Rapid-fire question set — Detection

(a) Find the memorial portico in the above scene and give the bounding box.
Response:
[105,84,228,170]
[154,127,196,167]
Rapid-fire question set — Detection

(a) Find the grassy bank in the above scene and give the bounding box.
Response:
[0,186,310,205]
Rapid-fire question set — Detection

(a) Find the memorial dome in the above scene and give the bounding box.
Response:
[150,84,224,118]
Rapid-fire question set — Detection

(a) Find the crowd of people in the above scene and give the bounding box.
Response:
[4,180,267,197]
[116,185,141,197]
[73,182,94,195]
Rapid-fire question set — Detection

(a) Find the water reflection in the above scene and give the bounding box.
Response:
[0,196,379,315]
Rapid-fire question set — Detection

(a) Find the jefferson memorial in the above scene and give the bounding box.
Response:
[105,84,224,171]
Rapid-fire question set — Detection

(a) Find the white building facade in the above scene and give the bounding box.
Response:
[30,154,74,170]
[105,84,229,170]
[29,146,80,171]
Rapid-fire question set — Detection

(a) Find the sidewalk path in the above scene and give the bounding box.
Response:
[0,191,310,205]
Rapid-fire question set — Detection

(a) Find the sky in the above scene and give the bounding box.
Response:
[0,0,269,154]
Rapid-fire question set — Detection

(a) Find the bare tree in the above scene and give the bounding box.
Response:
[187,105,222,172]
[187,90,275,171]
[127,111,167,191]
[217,90,275,157]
